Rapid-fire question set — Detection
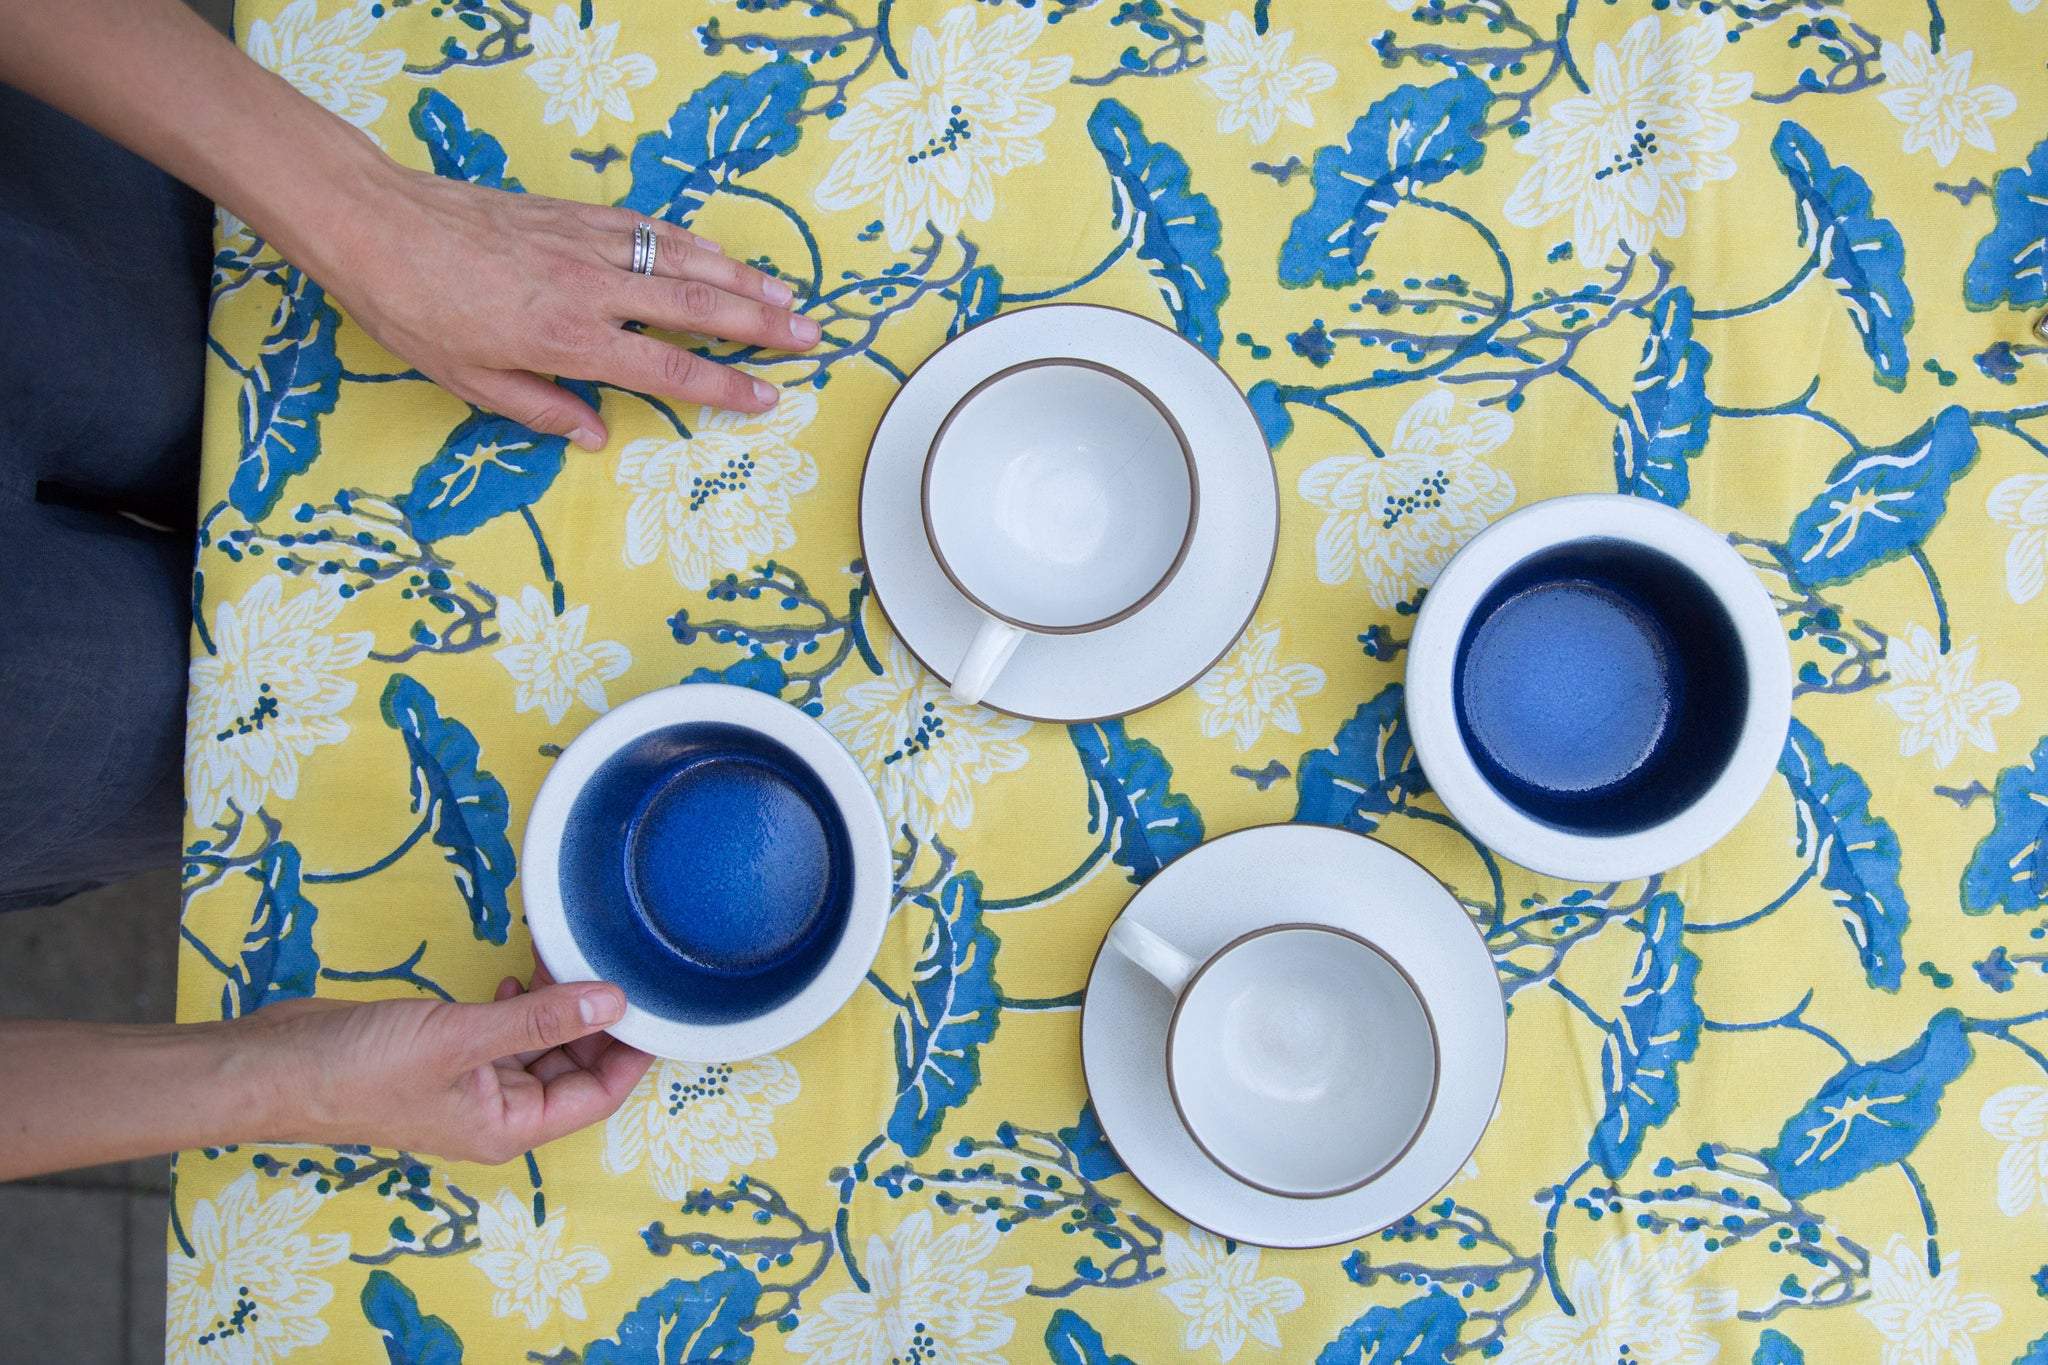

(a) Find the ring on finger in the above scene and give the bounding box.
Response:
[632,221,658,276]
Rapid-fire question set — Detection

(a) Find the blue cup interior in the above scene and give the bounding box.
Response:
[1451,537,1747,837]
[558,722,854,1025]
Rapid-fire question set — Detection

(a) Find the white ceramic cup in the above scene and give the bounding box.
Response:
[922,360,1198,706]
[1105,917,1439,1198]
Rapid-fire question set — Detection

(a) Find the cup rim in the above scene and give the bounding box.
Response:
[520,684,892,1062]
[919,357,1201,635]
[1405,494,1794,882]
[1162,922,1442,1200]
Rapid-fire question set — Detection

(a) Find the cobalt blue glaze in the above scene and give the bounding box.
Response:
[1452,538,1747,836]
[558,723,853,1024]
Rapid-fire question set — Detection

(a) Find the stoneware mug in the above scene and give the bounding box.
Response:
[1405,494,1793,882]
[522,684,891,1062]
[922,360,1198,706]
[1104,917,1439,1198]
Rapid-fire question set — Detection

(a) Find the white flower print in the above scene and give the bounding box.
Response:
[186,577,374,827]
[166,1172,350,1365]
[1860,1235,2002,1365]
[1987,473,2048,604]
[246,0,404,140]
[524,3,658,138]
[492,586,632,726]
[1879,623,2020,768]
[471,1189,609,1329]
[1497,1232,1735,1365]
[1156,1227,1304,1362]
[1298,388,1516,609]
[823,633,1030,839]
[603,1056,800,1201]
[1194,620,1326,750]
[618,390,820,591]
[1195,11,1337,145]
[1981,1085,2048,1218]
[786,1210,1029,1365]
[2013,0,2042,13]
[813,7,1072,251]
[1503,14,1751,265]
[1876,31,2015,169]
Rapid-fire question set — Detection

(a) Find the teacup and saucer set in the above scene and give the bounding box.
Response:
[517,302,1793,1249]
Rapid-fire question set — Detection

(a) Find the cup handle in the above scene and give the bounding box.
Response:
[1105,918,1197,998]
[950,615,1027,707]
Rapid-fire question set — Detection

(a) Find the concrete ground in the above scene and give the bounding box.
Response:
[0,870,182,1364]
[1,2,240,1362]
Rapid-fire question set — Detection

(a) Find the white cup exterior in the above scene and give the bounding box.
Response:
[1405,494,1793,881]
[1106,919,1439,1198]
[922,361,1197,705]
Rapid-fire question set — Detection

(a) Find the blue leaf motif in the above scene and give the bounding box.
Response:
[409,90,521,190]
[222,843,320,1020]
[1044,1309,1137,1365]
[1961,734,2048,915]
[1783,405,1978,588]
[1613,287,1711,507]
[1763,1009,1973,1199]
[2016,1330,2048,1365]
[888,873,1002,1157]
[1770,122,1914,389]
[583,1269,760,1365]
[1278,75,1489,290]
[401,379,599,543]
[1965,135,2048,310]
[1779,718,1909,988]
[1245,379,1295,448]
[619,62,809,224]
[1057,1103,1125,1181]
[950,265,1004,340]
[231,271,341,521]
[1069,720,1204,885]
[1315,1291,1466,1365]
[684,652,788,696]
[1295,684,1429,831]
[380,675,516,944]
[1753,1330,1806,1365]
[1590,892,1703,1178]
[1086,100,1229,357]
[361,1270,463,1365]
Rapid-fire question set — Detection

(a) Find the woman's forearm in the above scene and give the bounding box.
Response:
[0,0,395,285]
[0,1019,286,1181]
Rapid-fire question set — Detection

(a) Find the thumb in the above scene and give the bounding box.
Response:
[457,981,625,1064]
[460,368,608,451]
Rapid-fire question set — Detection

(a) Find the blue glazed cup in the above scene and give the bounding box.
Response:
[1405,495,1791,881]
[522,684,890,1061]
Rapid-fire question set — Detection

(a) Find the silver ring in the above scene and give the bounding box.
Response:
[633,221,658,276]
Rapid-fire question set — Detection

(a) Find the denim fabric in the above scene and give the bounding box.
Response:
[0,86,211,909]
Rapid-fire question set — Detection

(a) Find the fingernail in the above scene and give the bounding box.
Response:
[570,427,603,451]
[791,315,821,345]
[697,236,724,255]
[753,379,779,406]
[762,278,793,306]
[579,989,622,1026]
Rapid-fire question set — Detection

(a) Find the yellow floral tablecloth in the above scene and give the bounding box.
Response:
[175,1,2048,1361]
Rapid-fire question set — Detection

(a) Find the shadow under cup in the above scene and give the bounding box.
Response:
[1451,538,1748,836]
[557,723,855,1025]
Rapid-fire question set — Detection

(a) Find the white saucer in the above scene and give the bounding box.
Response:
[860,304,1278,722]
[1080,824,1506,1247]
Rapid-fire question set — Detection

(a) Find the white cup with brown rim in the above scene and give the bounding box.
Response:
[921,359,1198,706]
[1104,916,1440,1198]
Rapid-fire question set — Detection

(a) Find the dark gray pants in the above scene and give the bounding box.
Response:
[0,85,211,908]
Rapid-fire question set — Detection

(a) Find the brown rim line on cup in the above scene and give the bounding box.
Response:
[855,301,1281,725]
[918,356,1202,635]
[1159,921,1443,1201]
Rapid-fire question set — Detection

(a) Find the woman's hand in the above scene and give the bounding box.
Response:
[252,960,653,1165]
[313,163,819,448]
